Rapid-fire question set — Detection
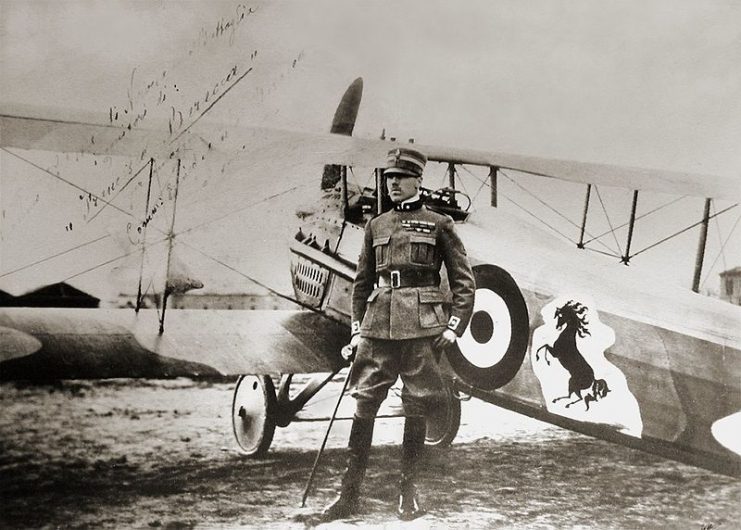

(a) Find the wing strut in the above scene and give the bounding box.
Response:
[375,168,384,214]
[340,165,349,219]
[135,158,155,313]
[692,198,712,293]
[577,184,592,249]
[620,190,639,264]
[628,203,736,260]
[489,166,498,208]
[159,159,181,334]
[447,162,456,189]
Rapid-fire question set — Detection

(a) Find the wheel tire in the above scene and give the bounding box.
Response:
[446,264,529,390]
[425,380,461,447]
[232,375,277,458]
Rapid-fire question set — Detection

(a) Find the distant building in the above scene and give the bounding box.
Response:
[719,267,741,305]
[0,283,100,308]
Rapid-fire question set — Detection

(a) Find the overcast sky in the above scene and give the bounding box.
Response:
[1,0,739,296]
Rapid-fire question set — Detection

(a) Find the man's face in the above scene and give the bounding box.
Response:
[386,173,421,203]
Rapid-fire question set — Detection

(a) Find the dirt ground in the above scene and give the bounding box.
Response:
[1,378,739,529]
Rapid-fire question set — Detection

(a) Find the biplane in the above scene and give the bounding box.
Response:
[1,77,739,479]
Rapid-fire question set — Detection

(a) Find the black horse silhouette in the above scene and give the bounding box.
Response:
[536,300,610,411]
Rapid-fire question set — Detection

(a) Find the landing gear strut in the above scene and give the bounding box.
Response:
[231,373,462,457]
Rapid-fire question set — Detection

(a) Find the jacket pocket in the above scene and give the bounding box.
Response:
[410,234,436,265]
[418,290,446,328]
[373,235,391,269]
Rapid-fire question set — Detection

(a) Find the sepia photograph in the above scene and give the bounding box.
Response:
[1,1,740,528]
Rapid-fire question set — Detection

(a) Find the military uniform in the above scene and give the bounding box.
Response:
[322,147,475,522]
[350,199,475,417]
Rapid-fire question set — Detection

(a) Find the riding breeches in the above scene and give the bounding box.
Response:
[350,336,445,419]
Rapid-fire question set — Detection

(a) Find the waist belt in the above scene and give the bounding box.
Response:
[377,270,439,288]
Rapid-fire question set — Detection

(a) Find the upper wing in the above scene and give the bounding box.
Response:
[339,139,740,201]
[1,105,175,159]
[421,144,741,202]
[2,105,738,200]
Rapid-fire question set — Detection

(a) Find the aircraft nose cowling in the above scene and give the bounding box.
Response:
[165,276,204,294]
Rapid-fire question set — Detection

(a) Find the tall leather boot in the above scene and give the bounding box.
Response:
[322,415,375,522]
[398,415,427,521]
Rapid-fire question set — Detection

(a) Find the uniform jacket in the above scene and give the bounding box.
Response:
[351,200,475,340]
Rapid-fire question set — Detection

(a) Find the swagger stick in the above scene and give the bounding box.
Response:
[300,349,355,508]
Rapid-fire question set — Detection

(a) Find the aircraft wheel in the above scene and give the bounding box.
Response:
[447,264,529,391]
[425,381,461,447]
[232,375,277,458]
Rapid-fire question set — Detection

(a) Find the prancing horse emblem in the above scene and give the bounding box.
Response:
[531,295,643,437]
[536,300,610,411]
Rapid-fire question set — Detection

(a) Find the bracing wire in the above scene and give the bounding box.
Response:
[175,183,310,238]
[176,239,343,325]
[2,146,183,251]
[712,201,729,272]
[701,210,741,290]
[584,247,623,259]
[499,169,619,256]
[85,159,152,223]
[500,194,579,246]
[583,196,687,245]
[630,204,738,259]
[2,147,138,221]
[459,165,489,205]
[471,177,489,205]
[457,164,620,257]
[438,165,448,188]
[457,164,576,242]
[455,165,471,197]
[594,186,623,257]
[2,151,311,283]
[2,167,310,299]
[132,275,162,321]
[1,148,181,282]
[61,237,169,283]
[500,170,582,230]
[0,235,111,278]
[169,67,254,145]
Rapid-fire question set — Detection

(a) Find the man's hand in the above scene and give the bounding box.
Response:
[433,329,457,350]
[341,334,362,362]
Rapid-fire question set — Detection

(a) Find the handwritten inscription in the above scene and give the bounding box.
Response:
[255,50,304,105]
[48,0,302,239]
[188,3,257,52]
[76,158,136,221]
[126,197,165,244]
[168,64,242,135]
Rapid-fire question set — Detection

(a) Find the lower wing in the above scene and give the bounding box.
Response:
[0,308,347,380]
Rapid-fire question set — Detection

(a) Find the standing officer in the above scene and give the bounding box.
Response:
[323,147,475,521]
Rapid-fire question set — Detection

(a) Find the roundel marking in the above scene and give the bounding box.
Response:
[446,264,530,391]
[457,288,512,368]
[470,311,493,344]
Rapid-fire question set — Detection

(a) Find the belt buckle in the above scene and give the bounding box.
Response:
[390,270,401,288]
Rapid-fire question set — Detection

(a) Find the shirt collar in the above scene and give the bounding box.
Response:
[394,193,423,211]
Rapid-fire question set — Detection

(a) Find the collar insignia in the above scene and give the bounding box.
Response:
[394,199,423,212]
